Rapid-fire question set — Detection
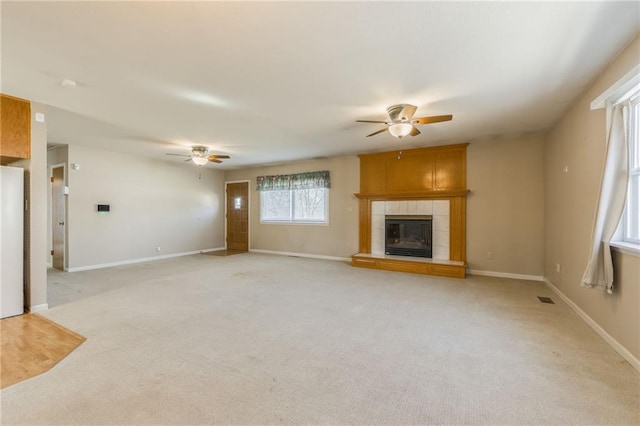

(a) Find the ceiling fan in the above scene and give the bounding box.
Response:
[166,145,230,165]
[356,104,452,139]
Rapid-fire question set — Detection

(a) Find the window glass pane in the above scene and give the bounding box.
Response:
[293,188,327,221]
[626,174,639,241]
[623,96,640,243]
[261,190,291,221]
[632,101,640,169]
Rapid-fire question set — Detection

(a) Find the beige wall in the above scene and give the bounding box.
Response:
[66,145,226,269]
[467,135,545,276]
[225,143,545,274]
[544,35,640,360]
[224,155,360,258]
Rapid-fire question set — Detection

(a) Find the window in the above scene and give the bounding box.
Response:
[622,93,640,244]
[261,188,329,223]
[257,171,330,224]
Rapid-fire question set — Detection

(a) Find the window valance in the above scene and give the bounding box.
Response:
[256,170,330,191]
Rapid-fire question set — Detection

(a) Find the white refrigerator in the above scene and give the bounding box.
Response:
[0,165,24,318]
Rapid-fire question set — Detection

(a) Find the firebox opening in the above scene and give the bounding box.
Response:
[385,215,433,258]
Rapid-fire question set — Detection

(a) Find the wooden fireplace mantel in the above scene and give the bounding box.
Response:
[352,143,469,279]
[355,190,470,200]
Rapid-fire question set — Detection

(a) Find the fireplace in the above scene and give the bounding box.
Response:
[353,144,467,278]
[385,215,432,258]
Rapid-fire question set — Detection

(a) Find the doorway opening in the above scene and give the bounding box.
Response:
[50,164,66,270]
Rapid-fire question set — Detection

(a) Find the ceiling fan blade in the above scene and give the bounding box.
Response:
[209,155,230,160]
[411,114,453,125]
[209,159,223,163]
[166,153,190,157]
[366,128,388,137]
[409,126,421,137]
[356,120,389,124]
[399,104,417,120]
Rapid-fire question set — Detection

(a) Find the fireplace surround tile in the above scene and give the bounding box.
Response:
[433,200,450,215]
[371,227,384,255]
[416,200,433,215]
[433,215,450,232]
[406,200,418,214]
[371,200,450,260]
[372,201,385,215]
[432,245,449,260]
[388,201,408,215]
[433,230,450,248]
[372,214,384,230]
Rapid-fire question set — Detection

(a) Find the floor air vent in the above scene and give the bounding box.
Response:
[538,296,555,304]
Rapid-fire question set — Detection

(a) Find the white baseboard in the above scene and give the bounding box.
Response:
[66,247,225,272]
[544,278,640,373]
[30,303,49,313]
[467,269,544,282]
[249,249,351,262]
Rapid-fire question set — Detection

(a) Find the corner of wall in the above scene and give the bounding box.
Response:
[542,35,640,366]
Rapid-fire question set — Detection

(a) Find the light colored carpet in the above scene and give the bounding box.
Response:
[3,253,638,425]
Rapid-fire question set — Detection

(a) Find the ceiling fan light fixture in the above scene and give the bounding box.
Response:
[388,123,413,138]
[192,156,209,166]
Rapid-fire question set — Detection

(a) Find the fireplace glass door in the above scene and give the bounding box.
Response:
[385,215,432,258]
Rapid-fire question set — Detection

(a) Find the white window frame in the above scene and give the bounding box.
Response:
[260,187,330,225]
[593,66,640,257]
[620,93,640,246]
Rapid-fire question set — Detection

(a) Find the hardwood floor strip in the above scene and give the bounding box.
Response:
[1,313,85,389]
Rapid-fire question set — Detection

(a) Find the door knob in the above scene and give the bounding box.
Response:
[58,221,65,226]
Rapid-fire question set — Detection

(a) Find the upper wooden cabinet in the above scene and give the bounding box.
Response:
[358,143,468,196]
[1,94,31,161]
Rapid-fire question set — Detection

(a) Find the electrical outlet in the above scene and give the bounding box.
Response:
[486,251,493,259]
[556,263,561,273]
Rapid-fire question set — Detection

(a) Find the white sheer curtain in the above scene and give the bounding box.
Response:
[581,102,629,294]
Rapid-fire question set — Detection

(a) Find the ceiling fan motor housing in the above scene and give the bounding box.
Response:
[387,104,414,122]
[191,145,209,157]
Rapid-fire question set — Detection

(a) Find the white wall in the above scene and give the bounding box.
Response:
[9,102,48,311]
[66,145,225,269]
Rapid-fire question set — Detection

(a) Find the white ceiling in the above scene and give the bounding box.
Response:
[2,2,639,169]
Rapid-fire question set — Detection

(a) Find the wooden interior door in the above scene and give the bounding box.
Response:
[226,182,249,251]
[52,166,65,270]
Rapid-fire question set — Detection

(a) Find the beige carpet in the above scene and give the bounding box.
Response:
[202,249,247,257]
[2,253,638,425]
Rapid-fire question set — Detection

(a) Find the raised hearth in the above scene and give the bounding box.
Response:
[351,253,466,279]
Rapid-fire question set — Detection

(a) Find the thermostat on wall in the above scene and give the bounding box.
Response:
[97,204,110,213]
